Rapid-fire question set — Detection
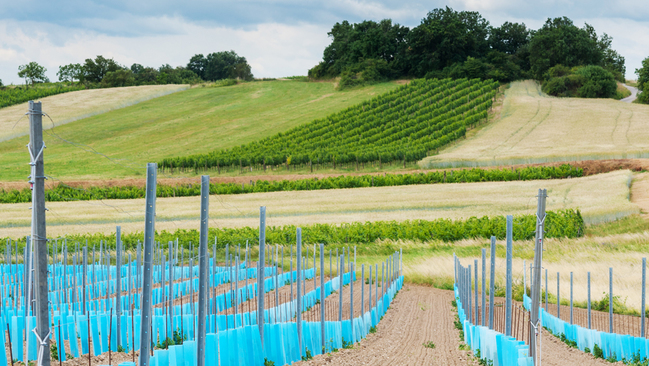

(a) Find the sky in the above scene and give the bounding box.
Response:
[0,0,647,84]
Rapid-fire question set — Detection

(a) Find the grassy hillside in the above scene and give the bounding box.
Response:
[0,84,188,142]
[160,78,498,172]
[0,170,636,237]
[421,80,649,168]
[0,80,401,181]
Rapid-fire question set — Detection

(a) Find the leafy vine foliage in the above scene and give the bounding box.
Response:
[159,78,499,172]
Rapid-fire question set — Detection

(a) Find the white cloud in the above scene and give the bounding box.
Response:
[0,19,331,84]
[0,1,647,83]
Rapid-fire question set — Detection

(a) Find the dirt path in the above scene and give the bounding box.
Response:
[632,172,649,219]
[621,84,639,103]
[294,285,478,366]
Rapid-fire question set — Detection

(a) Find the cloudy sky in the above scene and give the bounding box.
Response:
[0,0,647,84]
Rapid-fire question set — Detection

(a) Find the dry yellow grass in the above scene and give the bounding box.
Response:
[0,170,638,237]
[408,231,649,311]
[0,84,188,142]
[421,80,649,168]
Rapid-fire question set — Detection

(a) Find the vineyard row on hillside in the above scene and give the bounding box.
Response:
[2,209,583,249]
[0,84,84,108]
[159,78,500,172]
[0,165,582,203]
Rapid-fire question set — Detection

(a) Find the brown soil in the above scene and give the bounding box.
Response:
[293,285,479,366]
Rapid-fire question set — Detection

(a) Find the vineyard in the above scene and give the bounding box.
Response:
[0,164,582,203]
[0,83,84,108]
[159,78,500,171]
[1,209,584,250]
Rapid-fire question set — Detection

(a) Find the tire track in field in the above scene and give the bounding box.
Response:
[294,285,478,366]
[610,108,622,145]
[625,108,634,145]
[490,100,540,153]
[510,99,552,149]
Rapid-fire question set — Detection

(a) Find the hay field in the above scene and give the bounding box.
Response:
[0,80,400,181]
[0,170,637,238]
[421,80,649,168]
[0,84,188,142]
[407,231,649,312]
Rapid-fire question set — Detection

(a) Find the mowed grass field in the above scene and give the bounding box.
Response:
[0,170,637,237]
[0,80,401,181]
[421,80,649,168]
[0,84,188,142]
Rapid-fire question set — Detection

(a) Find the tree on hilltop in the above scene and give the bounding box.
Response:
[187,51,253,81]
[18,62,48,86]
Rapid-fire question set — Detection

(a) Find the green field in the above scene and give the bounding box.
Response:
[159,78,498,171]
[0,80,401,181]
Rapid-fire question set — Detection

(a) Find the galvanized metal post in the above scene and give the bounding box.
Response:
[350,262,355,343]
[375,263,378,314]
[138,163,157,366]
[369,265,372,312]
[116,225,122,348]
[29,101,51,366]
[83,246,87,315]
[474,259,478,325]
[570,272,573,325]
[557,273,560,319]
[320,243,325,351]
[588,272,591,329]
[168,241,173,335]
[609,267,613,333]
[296,227,302,355]
[258,207,266,345]
[481,248,486,326]
[338,255,343,323]
[505,215,513,336]
[530,188,547,365]
[468,264,472,323]
[196,175,209,366]
[361,264,365,316]
[642,258,646,337]
[489,236,495,330]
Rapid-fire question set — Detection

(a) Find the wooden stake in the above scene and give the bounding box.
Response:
[109,308,112,366]
[7,323,14,366]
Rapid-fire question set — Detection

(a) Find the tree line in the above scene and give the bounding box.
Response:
[308,7,626,97]
[8,50,254,89]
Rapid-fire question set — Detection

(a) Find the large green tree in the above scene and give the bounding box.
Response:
[528,17,602,79]
[309,19,409,78]
[83,56,122,83]
[188,51,253,81]
[18,62,48,86]
[636,57,649,91]
[57,63,84,82]
[489,22,529,55]
[406,7,490,77]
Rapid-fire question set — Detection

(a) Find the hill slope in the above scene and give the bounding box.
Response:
[0,84,188,142]
[160,78,499,172]
[0,80,400,181]
[421,80,649,168]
